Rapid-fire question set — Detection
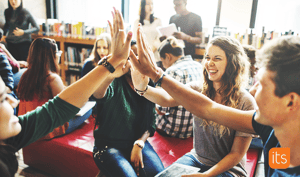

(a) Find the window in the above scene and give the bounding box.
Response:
[57,0,122,27]
[255,0,300,35]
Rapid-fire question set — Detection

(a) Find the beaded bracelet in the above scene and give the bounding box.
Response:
[134,85,149,96]
[154,73,165,87]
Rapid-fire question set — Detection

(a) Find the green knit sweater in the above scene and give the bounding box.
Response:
[7,96,80,150]
[93,77,156,148]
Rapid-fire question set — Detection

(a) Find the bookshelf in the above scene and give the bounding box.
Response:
[31,34,95,85]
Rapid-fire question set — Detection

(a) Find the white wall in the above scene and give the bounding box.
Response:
[0,0,46,28]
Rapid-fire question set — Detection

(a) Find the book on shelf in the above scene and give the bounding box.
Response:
[39,19,107,39]
[154,163,201,177]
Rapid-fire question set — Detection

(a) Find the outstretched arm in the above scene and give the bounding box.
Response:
[59,8,132,108]
[130,25,255,134]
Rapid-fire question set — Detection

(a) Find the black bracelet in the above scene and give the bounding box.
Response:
[154,73,165,87]
[134,85,149,96]
[98,56,115,73]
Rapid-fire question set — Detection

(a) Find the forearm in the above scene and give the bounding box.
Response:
[186,36,202,44]
[137,130,150,142]
[143,86,179,107]
[93,76,114,99]
[158,75,255,133]
[58,58,119,108]
[202,152,246,176]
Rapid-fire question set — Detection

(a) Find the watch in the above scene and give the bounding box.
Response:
[98,55,115,73]
[134,140,145,149]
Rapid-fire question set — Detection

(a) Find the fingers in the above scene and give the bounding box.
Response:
[116,9,124,31]
[129,49,140,69]
[135,161,140,176]
[108,20,113,38]
[137,25,145,56]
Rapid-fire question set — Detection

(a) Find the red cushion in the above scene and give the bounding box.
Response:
[148,132,260,177]
[23,117,99,177]
[23,119,260,177]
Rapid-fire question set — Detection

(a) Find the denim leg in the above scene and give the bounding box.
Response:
[65,109,92,134]
[142,141,164,177]
[175,153,234,177]
[93,146,137,177]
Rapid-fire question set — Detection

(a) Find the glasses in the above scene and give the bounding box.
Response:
[56,50,62,57]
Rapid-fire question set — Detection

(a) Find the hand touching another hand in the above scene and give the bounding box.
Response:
[130,24,160,81]
[130,50,149,91]
[13,28,24,36]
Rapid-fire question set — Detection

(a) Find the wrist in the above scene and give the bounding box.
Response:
[134,140,145,149]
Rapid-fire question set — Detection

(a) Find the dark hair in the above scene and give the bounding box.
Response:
[5,0,25,25]
[131,40,137,46]
[158,36,184,59]
[0,28,3,40]
[139,0,154,25]
[0,144,18,177]
[17,38,59,101]
[257,36,300,97]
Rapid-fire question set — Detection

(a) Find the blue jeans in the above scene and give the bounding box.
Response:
[174,153,234,177]
[65,108,92,134]
[93,141,164,177]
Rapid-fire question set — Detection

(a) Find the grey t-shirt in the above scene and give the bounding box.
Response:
[189,82,257,176]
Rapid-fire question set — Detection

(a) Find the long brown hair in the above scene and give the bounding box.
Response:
[87,33,111,66]
[201,36,249,136]
[17,38,59,101]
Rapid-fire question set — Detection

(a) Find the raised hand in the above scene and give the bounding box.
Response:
[108,7,132,67]
[130,50,149,91]
[130,24,160,81]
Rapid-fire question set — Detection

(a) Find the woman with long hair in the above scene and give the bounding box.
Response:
[131,35,256,176]
[132,0,162,62]
[4,0,39,62]
[81,33,111,78]
[0,8,132,176]
[17,38,90,139]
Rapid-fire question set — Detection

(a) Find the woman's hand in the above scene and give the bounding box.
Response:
[130,145,144,176]
[18,61,28,68]
[13,27,24,36]
[130,50,149,91]
[108,8,132,68]
[130,24,160,81]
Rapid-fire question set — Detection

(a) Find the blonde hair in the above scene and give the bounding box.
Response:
[88,33,111,66]
[201,36,250,137]
[158,36,184,58]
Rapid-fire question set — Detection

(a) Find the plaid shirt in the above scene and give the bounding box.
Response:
[156,55,203,138]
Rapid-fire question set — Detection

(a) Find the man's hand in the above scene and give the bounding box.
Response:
[173,31,189,41]
[131,145,144,176]
[13,28,24,36]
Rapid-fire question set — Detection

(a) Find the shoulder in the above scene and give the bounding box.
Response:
[238,89,257,111]
[190,12,201,19]
[170,14,179,22]
[48,73,63,83]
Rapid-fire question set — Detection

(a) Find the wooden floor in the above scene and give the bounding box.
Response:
[16,149,55,177]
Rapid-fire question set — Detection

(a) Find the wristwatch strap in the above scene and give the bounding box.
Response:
[98,56,115,73]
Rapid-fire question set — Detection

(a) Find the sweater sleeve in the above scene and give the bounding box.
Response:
[0,54,14,90]
[7,96,80,150]
[23,9,40,34]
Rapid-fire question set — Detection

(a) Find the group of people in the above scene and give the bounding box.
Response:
[0,0,299,177]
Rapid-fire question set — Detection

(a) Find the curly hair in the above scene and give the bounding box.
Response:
[201,36,250,136]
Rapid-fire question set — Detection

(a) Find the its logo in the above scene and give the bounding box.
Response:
[269,147,290,169]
